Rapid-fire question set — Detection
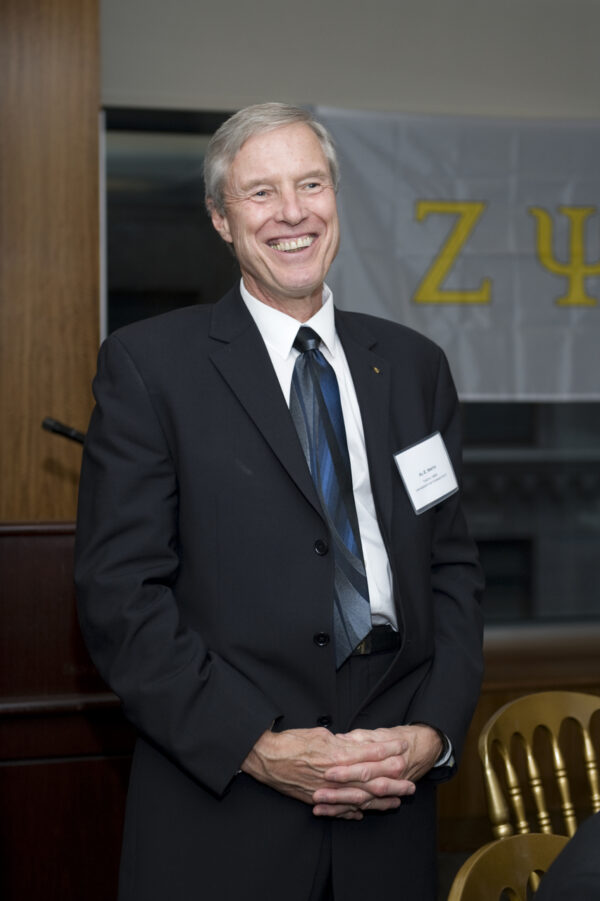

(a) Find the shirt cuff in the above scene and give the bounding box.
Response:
[410,722,454,768]
[434,732,454,768]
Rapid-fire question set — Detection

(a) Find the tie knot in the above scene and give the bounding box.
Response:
[293,327,321,354]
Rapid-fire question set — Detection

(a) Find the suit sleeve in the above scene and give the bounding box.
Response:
[75,335,280,796]
[405,347,485,772]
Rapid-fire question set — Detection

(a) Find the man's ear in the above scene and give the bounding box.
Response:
[208,201,233,244]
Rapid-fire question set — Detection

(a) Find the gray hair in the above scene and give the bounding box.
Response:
[204,102,339,215]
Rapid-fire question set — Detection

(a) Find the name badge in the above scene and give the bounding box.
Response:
[394,432,458,515]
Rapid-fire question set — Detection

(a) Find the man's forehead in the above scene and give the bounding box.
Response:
[228,123,330,185]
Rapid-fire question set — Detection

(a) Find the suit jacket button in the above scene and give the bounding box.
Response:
[313,632,330,647]
[317,715,332,728]
[314,539,329,555]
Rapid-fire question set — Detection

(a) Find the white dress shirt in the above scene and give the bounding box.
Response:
[240,280,397,629]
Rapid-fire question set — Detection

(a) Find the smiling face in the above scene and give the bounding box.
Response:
[209,122,340,320]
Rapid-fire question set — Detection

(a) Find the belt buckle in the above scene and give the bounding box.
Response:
[354,633,372,656]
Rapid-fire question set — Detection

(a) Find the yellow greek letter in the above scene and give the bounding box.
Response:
[413,201,491,304]
[529,206,599,306]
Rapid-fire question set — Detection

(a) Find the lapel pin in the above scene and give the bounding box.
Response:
[372,366,381,374]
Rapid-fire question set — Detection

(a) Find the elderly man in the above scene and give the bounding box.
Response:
[75,102,484,901]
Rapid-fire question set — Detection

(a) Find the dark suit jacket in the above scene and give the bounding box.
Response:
[75,286,484,901]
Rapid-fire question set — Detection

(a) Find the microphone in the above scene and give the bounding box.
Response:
[42,417,85,445]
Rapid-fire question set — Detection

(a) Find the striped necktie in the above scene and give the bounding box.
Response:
[290,326,371,667]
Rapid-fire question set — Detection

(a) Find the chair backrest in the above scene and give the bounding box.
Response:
[447,833,570,901]
[478,691,600,839]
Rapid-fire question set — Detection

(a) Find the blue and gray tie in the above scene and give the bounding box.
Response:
[290,326,371,667]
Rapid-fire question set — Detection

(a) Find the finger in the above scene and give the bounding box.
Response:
[334,738,408,765]
[313,794,403,817]
[340,729,408,748]
[313,803,364,820]
[359,796,402,812]
[313,786,373,806]
[337,729,372,743]
[324,755,408,783]
[361,778,416,798]
[313,779,415,808]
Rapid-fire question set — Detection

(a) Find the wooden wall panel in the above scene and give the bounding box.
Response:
[0,524,134,901]
[1,523,108,700]
[0,757,130,900]
[0,0,100,522]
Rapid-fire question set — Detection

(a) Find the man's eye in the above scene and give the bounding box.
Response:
[253,189,269,199]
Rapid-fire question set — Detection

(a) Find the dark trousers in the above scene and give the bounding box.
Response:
[308,647,398,901]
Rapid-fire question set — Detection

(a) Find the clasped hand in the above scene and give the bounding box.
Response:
[241,724,442,821]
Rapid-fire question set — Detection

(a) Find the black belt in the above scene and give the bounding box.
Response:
[351,625,401,656]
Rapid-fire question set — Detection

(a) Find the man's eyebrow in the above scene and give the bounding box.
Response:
[235,177,273,193]
[236,169,331,193]
[299,169,330,181]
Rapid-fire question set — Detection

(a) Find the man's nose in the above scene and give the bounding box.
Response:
[276,187,305,224]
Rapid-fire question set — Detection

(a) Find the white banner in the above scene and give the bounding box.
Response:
[315,106,600,399]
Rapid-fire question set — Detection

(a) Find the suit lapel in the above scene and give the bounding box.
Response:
[335,311,395,541]
[208,288,323,516]
[207,291,396,529]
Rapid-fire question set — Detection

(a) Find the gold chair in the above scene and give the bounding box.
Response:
[447,833,569,901]
[479,691,600,839]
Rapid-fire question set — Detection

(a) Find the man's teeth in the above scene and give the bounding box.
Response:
[270,236,315,253]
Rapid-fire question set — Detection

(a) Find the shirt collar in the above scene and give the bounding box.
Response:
[240,279,338,359]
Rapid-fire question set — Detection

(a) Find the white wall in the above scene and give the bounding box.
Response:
[102,0,600,118]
